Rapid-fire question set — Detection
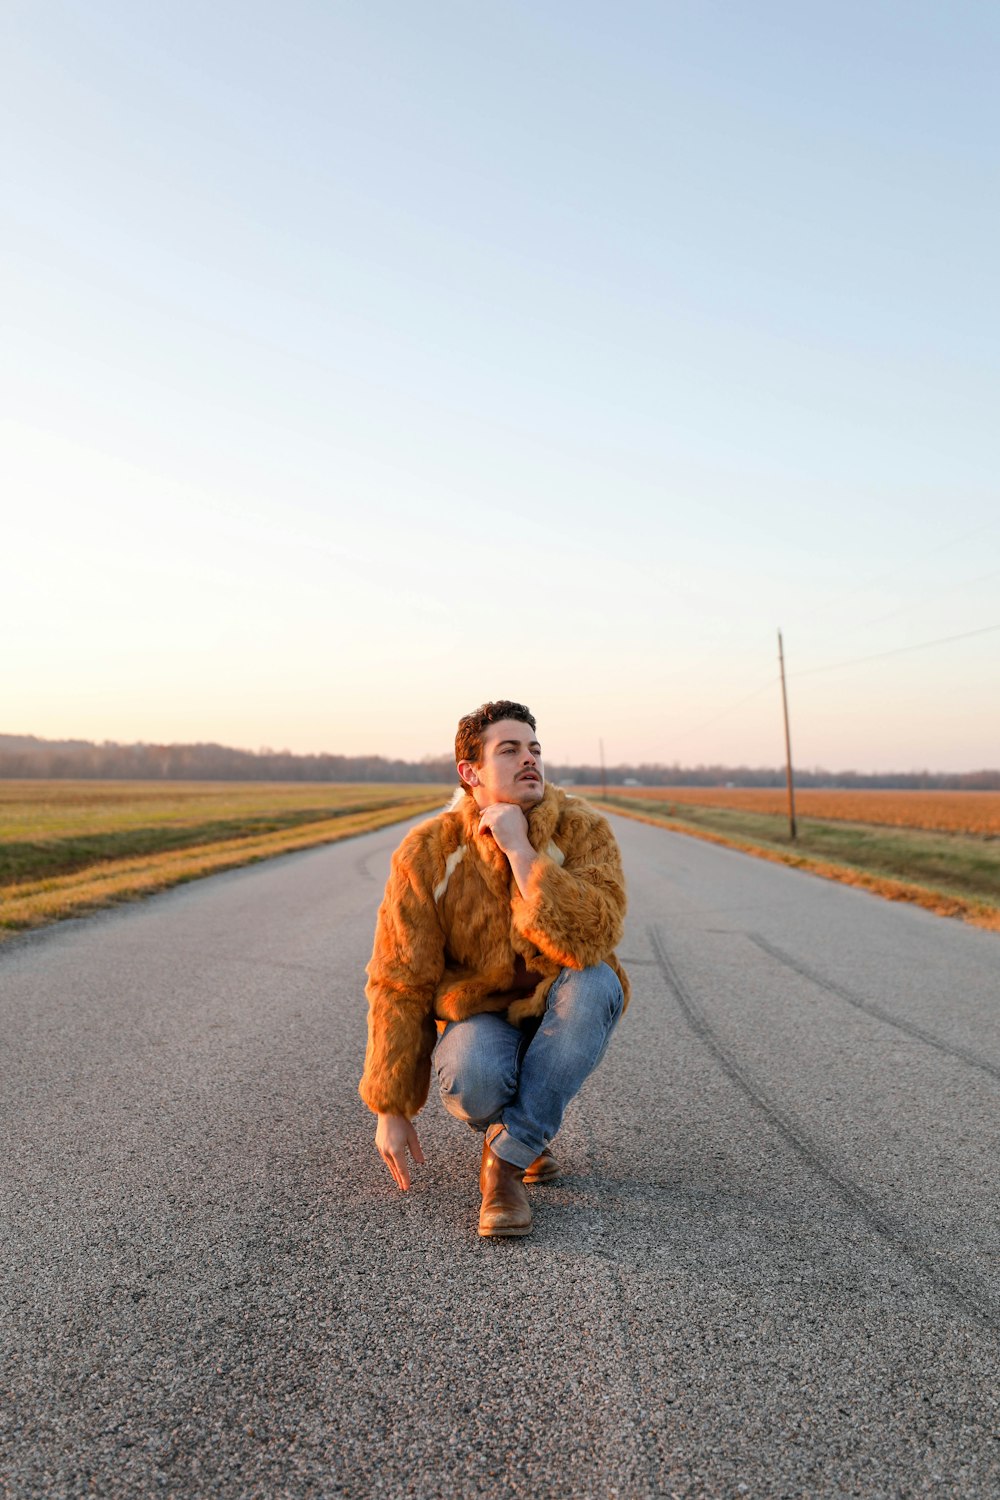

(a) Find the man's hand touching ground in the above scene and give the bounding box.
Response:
[375,1113,425,1191]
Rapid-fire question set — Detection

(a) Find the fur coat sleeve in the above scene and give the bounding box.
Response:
[359,825,446,1119]
[511,803,626,970]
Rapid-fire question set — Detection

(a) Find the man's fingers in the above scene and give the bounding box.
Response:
[375,1116,421,1191]
[381,1146,410,1191]
[382,1151,400,1189]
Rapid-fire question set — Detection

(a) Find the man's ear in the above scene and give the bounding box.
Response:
[457,760,479,788]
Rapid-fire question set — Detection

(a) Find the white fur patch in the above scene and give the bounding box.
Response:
[545,840,565,867]
[434,844,466,902]
[443,788,466,812]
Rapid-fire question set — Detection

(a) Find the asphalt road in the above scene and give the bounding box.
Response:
[1,810,998,1499]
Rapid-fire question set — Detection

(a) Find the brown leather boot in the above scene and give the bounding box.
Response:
[480,1138,560,1191]
[478,1125,532,1237]
[523,1146,561,1185]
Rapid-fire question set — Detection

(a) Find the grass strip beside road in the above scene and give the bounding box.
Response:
[587,794,1000,933]
[0,784,448,940]
[0,800,426,884]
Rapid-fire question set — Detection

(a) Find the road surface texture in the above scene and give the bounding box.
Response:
[1,810,997,1499]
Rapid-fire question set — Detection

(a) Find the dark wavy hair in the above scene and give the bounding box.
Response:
[455,700,537,792]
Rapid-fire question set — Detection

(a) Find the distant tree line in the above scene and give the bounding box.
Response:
[0,735,455,784]
[1,734,997,789]
[557,762,1000,790]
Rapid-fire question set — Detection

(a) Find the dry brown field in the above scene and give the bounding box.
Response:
[0,780,449,939]
[597,787,1000,836]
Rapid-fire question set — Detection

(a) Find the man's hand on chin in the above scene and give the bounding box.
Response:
[476,802,530,856]
[477,803,540,898]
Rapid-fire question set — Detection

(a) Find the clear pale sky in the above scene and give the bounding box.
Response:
[3,2,998,772]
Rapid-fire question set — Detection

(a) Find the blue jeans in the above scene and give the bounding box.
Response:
[433,963,624,1171]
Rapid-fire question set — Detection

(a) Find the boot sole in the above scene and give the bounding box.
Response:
[478,1223,533,1237]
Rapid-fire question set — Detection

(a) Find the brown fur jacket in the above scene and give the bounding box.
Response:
[359,784,629,1118]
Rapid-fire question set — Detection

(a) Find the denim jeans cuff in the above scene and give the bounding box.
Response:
[490,1127,538,1171]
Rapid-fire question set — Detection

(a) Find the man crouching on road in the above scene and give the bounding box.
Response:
[359,699,629,1237]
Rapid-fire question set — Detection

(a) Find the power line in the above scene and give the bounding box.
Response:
[859,567,1000,628]
[785,517,998,631]
[664,619,997,747]
[670,677,780,741]
[790,622,1000,680]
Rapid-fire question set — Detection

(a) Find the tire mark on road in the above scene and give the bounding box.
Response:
[573,1116,671,1495]
[355,850,382,884]
[649,923,998,1330]
[748,932,1000,1084]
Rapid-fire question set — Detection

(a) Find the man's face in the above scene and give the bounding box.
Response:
[459,719,545,809]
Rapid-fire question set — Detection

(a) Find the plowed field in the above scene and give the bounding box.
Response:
[597,788,1000,836]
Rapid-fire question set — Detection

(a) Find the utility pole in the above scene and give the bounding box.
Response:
[599,738,607,800]
[778,629,797,840]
